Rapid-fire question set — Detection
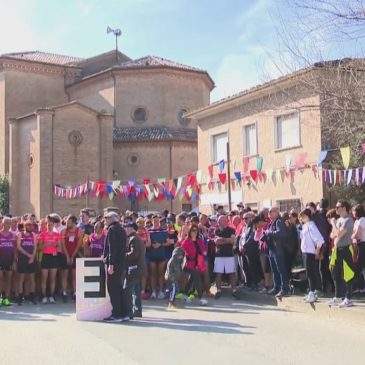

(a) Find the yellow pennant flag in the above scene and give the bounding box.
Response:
[340,146,350,169]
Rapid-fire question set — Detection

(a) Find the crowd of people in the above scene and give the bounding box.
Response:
[0,197,364,322]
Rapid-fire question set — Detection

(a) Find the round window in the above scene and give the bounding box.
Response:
[132,107,147,123]
[178,109,189,125]
[127,153,140,166]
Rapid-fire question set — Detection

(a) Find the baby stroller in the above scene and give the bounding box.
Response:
[289,254,308,295]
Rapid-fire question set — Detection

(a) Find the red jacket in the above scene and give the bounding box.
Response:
[181,237,207,271]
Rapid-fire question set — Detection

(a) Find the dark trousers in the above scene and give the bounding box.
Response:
[303,253,319,292]
[354,242,365,290]
[332,246,355,299]
[320,244,334,293]
[244,242,263,287]
[107,267,123,318]
[183,267,203,299]
[269,248,289,293]
[123,277,142,317]
[168,281,179,303]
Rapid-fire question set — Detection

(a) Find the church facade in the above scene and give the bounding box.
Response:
[0,50,214,217]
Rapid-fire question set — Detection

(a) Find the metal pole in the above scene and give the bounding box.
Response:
[226,142,232,211]
[86,175,90,208]
[115,35,118,64]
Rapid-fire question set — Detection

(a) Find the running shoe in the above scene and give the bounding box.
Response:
[17,295,24,306]
[141,291,149,300]
[327,297,342,306]
[158,290,165,300]
[103,315,122,323]
[2,297,12,306]
[62,292,68,303]
[183,295,192,303]
[175,292,184,300]
[188,293,196,301]
[199,299,208,306]
[150,291,157,299]
[49,297,56,304]
[339,298,354,308]
[167,302,177,310]
[305,291,316,303]
[232,290,241,300]
[42,297,48,304]
[121,316,130,322]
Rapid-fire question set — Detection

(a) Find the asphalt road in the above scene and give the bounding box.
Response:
[1,293,364,365]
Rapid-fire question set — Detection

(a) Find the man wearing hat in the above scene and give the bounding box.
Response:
[103,212,127,322]
[123,222,146,319]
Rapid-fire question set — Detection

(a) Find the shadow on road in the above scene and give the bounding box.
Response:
[124,316,255,335]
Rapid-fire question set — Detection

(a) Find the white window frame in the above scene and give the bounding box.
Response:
[274,112,301,150]
[276,199,302,213]
[243,122,258,157]
[211,132,228,163]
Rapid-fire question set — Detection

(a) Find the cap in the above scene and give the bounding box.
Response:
[104,211,119,220]
[124,222,138,230]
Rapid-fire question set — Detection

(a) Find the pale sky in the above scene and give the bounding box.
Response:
[1,0,363,101]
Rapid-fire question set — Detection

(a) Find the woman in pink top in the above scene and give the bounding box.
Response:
[181,226,208,306]
[39,215,61,304]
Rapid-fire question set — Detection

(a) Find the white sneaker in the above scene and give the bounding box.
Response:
[199,299,208,306]
[339,298,354,308]
[49,297,56,304]
[305,291,316,303]
[42,297,48,304]
[183,295,192,303]
[327,297,342,306]
[158,290,165,300]
[150,291,157,299]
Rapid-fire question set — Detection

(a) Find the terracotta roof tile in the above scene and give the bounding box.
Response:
[1,51,83,66]
[118,55,205,72]
[113,127,197,142]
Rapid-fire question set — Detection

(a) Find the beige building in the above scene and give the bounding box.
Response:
[0,50,214,217]
[190,65,341,214]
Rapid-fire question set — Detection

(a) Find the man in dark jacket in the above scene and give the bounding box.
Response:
[103,212,127,322]
[123,222,146,319]
[266,207,289,297]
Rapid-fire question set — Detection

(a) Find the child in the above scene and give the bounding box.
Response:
[165,247,185,309]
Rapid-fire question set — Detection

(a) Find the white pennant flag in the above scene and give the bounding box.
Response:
[347,169,353,185]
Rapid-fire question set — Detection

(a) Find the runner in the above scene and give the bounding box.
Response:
[86,221,106,258]
[148,215,168,299]
[39,215,61,304]
[61,215,83,302]
[136,217,151,299]
[16,221,37,305]
[0,217,17,306]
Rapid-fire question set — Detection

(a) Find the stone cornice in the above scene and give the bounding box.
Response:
[67,66,213,92]
[0,57,81,76]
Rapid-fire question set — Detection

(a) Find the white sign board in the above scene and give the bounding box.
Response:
[76,258,112,321]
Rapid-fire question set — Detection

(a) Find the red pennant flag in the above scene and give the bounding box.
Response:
[243,157,250,173]
[218,173,227,184]
[250,170,258,182]
[208,165,214,179]
[338,170,342,185]
[143,178,151,185]
[187,174,196,186]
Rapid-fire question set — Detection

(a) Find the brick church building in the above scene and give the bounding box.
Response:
[0,50,214,217]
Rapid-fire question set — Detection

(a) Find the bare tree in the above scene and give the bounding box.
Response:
[267,1,365,202]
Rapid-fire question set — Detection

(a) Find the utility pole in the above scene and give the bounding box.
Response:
[226,142,232,211]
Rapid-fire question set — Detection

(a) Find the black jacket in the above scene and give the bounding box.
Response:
[126,233,146,280]
[267,217,288,251]
[103,222,127,272]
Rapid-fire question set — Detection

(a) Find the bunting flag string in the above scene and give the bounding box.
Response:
[54,142,365,201]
